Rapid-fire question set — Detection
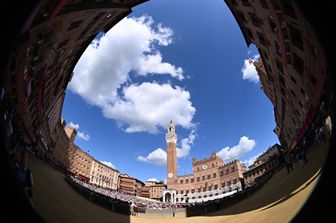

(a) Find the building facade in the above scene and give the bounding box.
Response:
[224,0,327,149]
[243,157,279,187]
[66,126,93,182]
[244,143,280,186]
[6,0,147,163]
[90,159,119,190]
[142,180,166,201]
[118,174,145,196]
[165,121,246,203]
[52,118,70,169]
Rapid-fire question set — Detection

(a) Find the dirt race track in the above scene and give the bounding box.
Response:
[29,141,329,223]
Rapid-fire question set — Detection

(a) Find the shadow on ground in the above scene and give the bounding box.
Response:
[205,141,328,217]
[29,156,131,223]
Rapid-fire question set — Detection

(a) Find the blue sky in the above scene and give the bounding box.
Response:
[62,0,278,182]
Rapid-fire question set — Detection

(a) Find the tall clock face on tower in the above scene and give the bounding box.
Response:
[202,164,208,170]
[168,172,173,178]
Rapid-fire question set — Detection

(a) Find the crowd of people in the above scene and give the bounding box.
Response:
[1,75,334,219]
[67,176,184,213]
[66,170,275,217]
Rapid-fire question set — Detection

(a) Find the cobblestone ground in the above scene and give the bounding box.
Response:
[29,141,329,223]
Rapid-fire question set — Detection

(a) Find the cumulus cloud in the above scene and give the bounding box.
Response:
[103,82,195,133]
[217,136,256,162]
[137,148,167,166]
[100,161,117,169]
[241,54,260,83]
[68,122,79,129]
[77,132,90,141]
[137,129,197,165]
[147,178,158,182]
[67,121,90,141]
[177,129,196,158]
[68,15,193,133]
[242,153,261,168]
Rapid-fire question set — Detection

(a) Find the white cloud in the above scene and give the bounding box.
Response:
[102,82,196,133]
[68,122,79,130]
[77,131,90,141]
[177,129,196,158]
[147,178,158,182]
[137,129,197,165]
[217,136,256,162]
[241,54,260,83]
[100,161,117,169]
[137,148,167,166]
[67,122,90,141]
[242,153,261,168]
[69,15,189,133]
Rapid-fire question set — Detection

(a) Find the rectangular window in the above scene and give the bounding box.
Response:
[191,178,194,183]
[213,173,216,178]
[309,73,317,86]
[245,27,254,40]
[248,12,263,26]
[180,179,183,184]
[67,20,83,31]
[207,174,211,179]
[257,32,269,46]
[290,89,296,97]
[220,170,224,176]
[268,16,276,33]
[186,179,189,184]
[93,12,106,21]
[197,177,200,182]
[289,24,303,50]
[275,59,284,73]
[238,11,248,23]
[279,74,286,87]
[300,88,306,96]
[202,176,205,181]
[293,53,304,75]
[214,184,218,190]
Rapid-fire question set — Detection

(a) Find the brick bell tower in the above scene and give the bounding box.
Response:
[166,120,177,187]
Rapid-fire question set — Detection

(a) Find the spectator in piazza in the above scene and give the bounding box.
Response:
[324,115,332,139]
[284,152,293,174]
[130,202,135,216]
